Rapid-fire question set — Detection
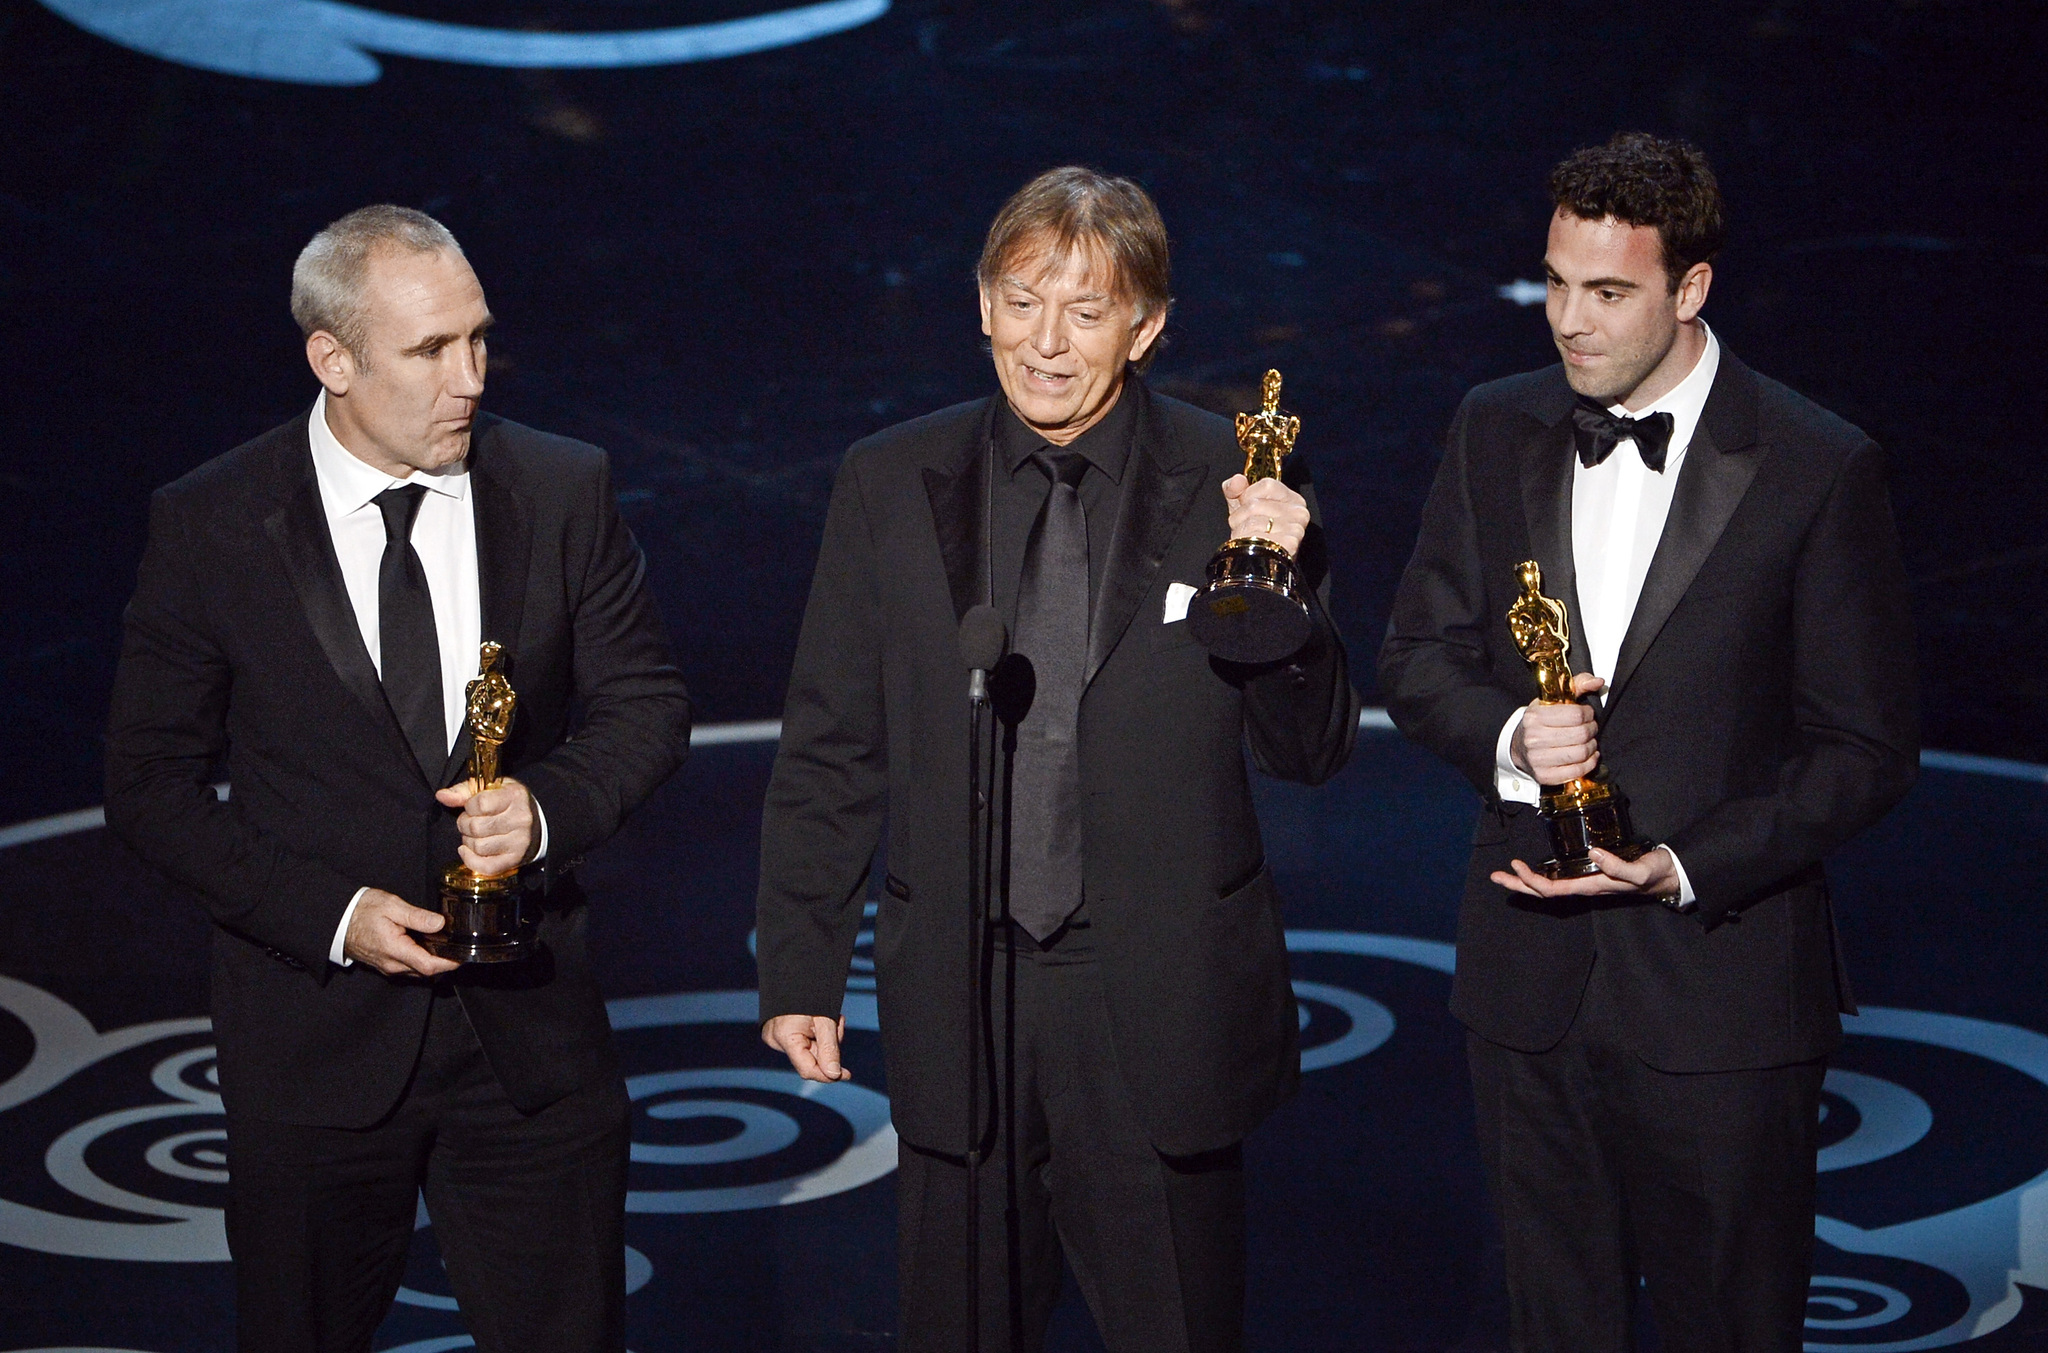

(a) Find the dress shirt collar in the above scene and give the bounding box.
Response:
[308,389,470,513]
[1605,320,1720,462]
[995,378,1138,484]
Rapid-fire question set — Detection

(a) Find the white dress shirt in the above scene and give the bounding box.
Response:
[1493,323,1722,904]
[308,392,544,964]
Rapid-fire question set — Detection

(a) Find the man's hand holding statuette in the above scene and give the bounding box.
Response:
[1510,672,1605,785]
[436,776,539,877]
[344,890,461,978]
[1221,474,1310,558]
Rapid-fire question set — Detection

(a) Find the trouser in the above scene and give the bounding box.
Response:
[224,980,632,1353]
[896,919,1247,1353]
[1466,957,1827,1353]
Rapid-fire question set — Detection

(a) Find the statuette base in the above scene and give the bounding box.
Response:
[417,864,534,963]
[1537,778,1652,880]
[1186,539,1313,664]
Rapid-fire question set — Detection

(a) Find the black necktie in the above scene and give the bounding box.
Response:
[1571,397,1676,473]
[1008,450,1090,941]
[374,485,446,783]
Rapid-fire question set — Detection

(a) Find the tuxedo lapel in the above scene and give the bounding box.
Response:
[1604,356,1766,712]
[442,435,532,787]
[261,431,424,785]
[1086,388,1205,686]
[922,398,997,623]
[1517,406,1595,681]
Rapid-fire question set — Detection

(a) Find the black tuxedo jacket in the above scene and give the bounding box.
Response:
[105,409,691,1126]
[1379,352,1919,1072]
[755,380,1360,1156]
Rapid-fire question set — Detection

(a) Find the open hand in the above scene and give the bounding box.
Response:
[1490,846,1679,900]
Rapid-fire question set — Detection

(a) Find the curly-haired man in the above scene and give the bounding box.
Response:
[1381,134,1918,1351]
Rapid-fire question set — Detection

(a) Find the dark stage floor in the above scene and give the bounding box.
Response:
[4,1,2047,1350]
[2,726,2046,1351]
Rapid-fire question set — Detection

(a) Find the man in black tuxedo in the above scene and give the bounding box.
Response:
[755,167,1358,1352]
[105,205,691,1353]
[1380,134,1919,1351]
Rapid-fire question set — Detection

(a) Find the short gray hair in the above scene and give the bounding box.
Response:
[290,205,464,368]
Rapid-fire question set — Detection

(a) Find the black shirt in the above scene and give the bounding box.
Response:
[990,383,1138,629]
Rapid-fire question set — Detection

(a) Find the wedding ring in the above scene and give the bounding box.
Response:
[1261,516,1275,534]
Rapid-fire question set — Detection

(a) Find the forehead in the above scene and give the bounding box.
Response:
[993,233,1127,302]
[1544,210,1663,280]
[359,246,487,334]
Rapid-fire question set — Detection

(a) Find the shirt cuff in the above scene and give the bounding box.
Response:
[330,886,369,967]
[1493,708,1541,805]
[1660,846,1697,907]
[532,796,549,863]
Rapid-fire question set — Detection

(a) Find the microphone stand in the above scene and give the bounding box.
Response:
[966,659,992,1353]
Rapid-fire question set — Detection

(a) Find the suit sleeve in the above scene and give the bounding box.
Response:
[104,490,361,972]
[515,452,693,868]
[753,453,889,1024]
[1242,462,1361,786]
[1663,439,1919,920]
[1377,394,1526,795]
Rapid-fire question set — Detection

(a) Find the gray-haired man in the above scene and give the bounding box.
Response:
[105,206,691,1352]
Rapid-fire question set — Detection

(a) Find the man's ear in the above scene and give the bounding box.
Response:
[977,286,993,339]
[305,331,356,396]
[1127,306,1168,366]
[1674,261,1712,323]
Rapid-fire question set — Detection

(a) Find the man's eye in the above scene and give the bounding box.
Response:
[1075,312,1101,324]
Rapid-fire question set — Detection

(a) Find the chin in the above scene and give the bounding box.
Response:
[1010,391,1082,428]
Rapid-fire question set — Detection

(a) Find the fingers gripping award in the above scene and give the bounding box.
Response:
[416,640,537,962]
[1186,369,1315,663]
[1506,561,1653,879]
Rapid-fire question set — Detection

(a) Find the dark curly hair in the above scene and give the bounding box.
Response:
[1548,133,1727,293]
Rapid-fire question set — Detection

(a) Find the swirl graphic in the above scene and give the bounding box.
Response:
[36,0,890,86]
[0,976,222,1262]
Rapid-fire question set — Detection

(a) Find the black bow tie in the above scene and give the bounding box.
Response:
[1571,398,1676,473]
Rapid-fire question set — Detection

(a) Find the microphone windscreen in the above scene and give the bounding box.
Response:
[959,604,1009,672]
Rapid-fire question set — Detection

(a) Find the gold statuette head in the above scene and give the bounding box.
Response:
[1233,368,1302,484]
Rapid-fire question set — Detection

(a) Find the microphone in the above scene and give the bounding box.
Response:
[959,604,1008,704]
[959,604,1008,673]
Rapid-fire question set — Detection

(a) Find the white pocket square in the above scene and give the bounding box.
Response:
[1164,581,1197,624]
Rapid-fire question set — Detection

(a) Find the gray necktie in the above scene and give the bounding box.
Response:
[1007,450,1089,940]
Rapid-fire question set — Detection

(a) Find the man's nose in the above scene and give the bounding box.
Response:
[450,343,485,398]
[1030,314,1067,356]
[1554,291,1594,338]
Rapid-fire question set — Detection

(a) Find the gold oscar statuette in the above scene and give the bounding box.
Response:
[1185,369,1315,664]
[1507,561,1653,879]
[415,641,537,963]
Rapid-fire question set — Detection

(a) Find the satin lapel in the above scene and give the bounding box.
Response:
[1085,392,1205,686]
[261,438,423,784]
[922,398,997,622]
[1604,358,1765,712]
[1518,412,1594,680]
[441,443,532,787]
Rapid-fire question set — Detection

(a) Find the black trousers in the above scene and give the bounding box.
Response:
[1466,957,1826,1353]
[223,981,632,1353]
[896,921,1247,1353]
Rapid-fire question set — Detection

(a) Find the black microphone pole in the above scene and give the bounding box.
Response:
[957,603,1006,1353]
